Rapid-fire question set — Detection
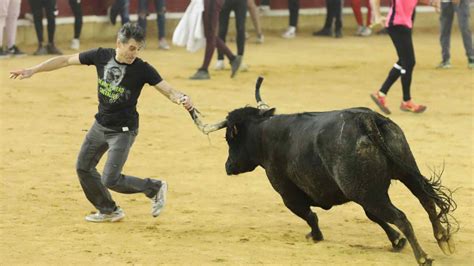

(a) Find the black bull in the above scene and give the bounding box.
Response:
[190,81,457,266]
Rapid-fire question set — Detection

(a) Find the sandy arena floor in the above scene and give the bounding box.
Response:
[1,31,473,265]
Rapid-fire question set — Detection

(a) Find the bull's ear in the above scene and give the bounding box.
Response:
[259,108,276,117]
[231,125,238,138]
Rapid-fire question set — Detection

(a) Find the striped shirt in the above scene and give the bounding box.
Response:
[385,0,418,29]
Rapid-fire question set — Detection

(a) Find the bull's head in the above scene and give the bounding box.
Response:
[190,77,275,175]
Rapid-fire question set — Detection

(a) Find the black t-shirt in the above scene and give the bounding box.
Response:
[79,48,162,131]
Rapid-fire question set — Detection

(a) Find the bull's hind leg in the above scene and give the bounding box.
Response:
[398,175,456,255]
[279,182,323,242]
[363,209,406,251]
[364,199,433,266]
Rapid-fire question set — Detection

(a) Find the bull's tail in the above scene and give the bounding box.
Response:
[357,113,458,236]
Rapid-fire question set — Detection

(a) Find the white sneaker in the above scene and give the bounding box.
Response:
[355,26,364,36]
[85,207,125,223]
[158,39,170,50]
[151,181,167,217]
[70,38,80,50]
[360,26,372,37]
[214,60,225,70]
[282,27,296,39]
[25,13,33,22]
[256,34,264,44]
[258,5,270,15]
[239,61,249,72]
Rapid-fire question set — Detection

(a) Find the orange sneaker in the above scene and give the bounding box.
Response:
[400,100,427,113]
[370,91,391,114]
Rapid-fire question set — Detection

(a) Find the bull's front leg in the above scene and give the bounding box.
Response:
[282,198,323,242]
[279,181,324,242]
[304,211,324,242]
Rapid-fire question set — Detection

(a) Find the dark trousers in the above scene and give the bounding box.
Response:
[68,0,82,39]
[439,0,473,62]
[200,0,235,70]
[76,121,162,214]
[218,0,247,60]
[111,0,130,25]
[138,0,166,39]
[380,26,416,101]
[28,0,56,44]
[323,0,343,31]
[288,0,299,27]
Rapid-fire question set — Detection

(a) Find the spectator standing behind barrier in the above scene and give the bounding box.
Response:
[68,0,83,50]
[9,23,194,223]
[109,0,130,25]
[215,0,247,71]
[247,0,264,43]
[189,0,242,80]
[436,0,474,69]
[370,0,440,114]
[352,0,372,36]
[313,0,344,38]
[28,0,62,55]
[138,0,170,50]
[281,0,299,38]
[0,0,25,58]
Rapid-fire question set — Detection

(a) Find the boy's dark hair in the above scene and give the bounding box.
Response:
[117,22,145,44]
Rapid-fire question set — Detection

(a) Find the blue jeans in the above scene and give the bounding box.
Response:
[138,0,166,39]
[76,121,162,214]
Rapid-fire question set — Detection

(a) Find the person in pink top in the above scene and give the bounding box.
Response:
[370,0,440,114]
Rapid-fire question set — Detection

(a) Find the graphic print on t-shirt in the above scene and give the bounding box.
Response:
[98,59,131,104]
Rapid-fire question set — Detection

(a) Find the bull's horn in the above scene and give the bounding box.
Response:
[255,76,269,109]
[188,108,227,135]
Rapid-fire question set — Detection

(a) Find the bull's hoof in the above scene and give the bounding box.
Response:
[391,237,407,252]
[418,256,434,266]
[437,234,455,255]
[305,232,324,243]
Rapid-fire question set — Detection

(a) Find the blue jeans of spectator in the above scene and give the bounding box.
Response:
[138,0,166,40]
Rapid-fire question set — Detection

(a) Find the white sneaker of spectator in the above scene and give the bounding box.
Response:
[360,26,372,37]
[282,27,296,39]
[159,39,170,50]
[70,38,80,50]
[214,60,225,70]
[240,62,249,72]
[258,5,270,15]
[24,13,33,22]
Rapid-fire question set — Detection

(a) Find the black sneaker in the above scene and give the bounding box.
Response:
[46,43,63,55]
[335,29,343,38]
[7,45,26,57]
[312,28,332,37]
[230,55,242,78]
[190,69,210,80]
[33,45,48,56]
